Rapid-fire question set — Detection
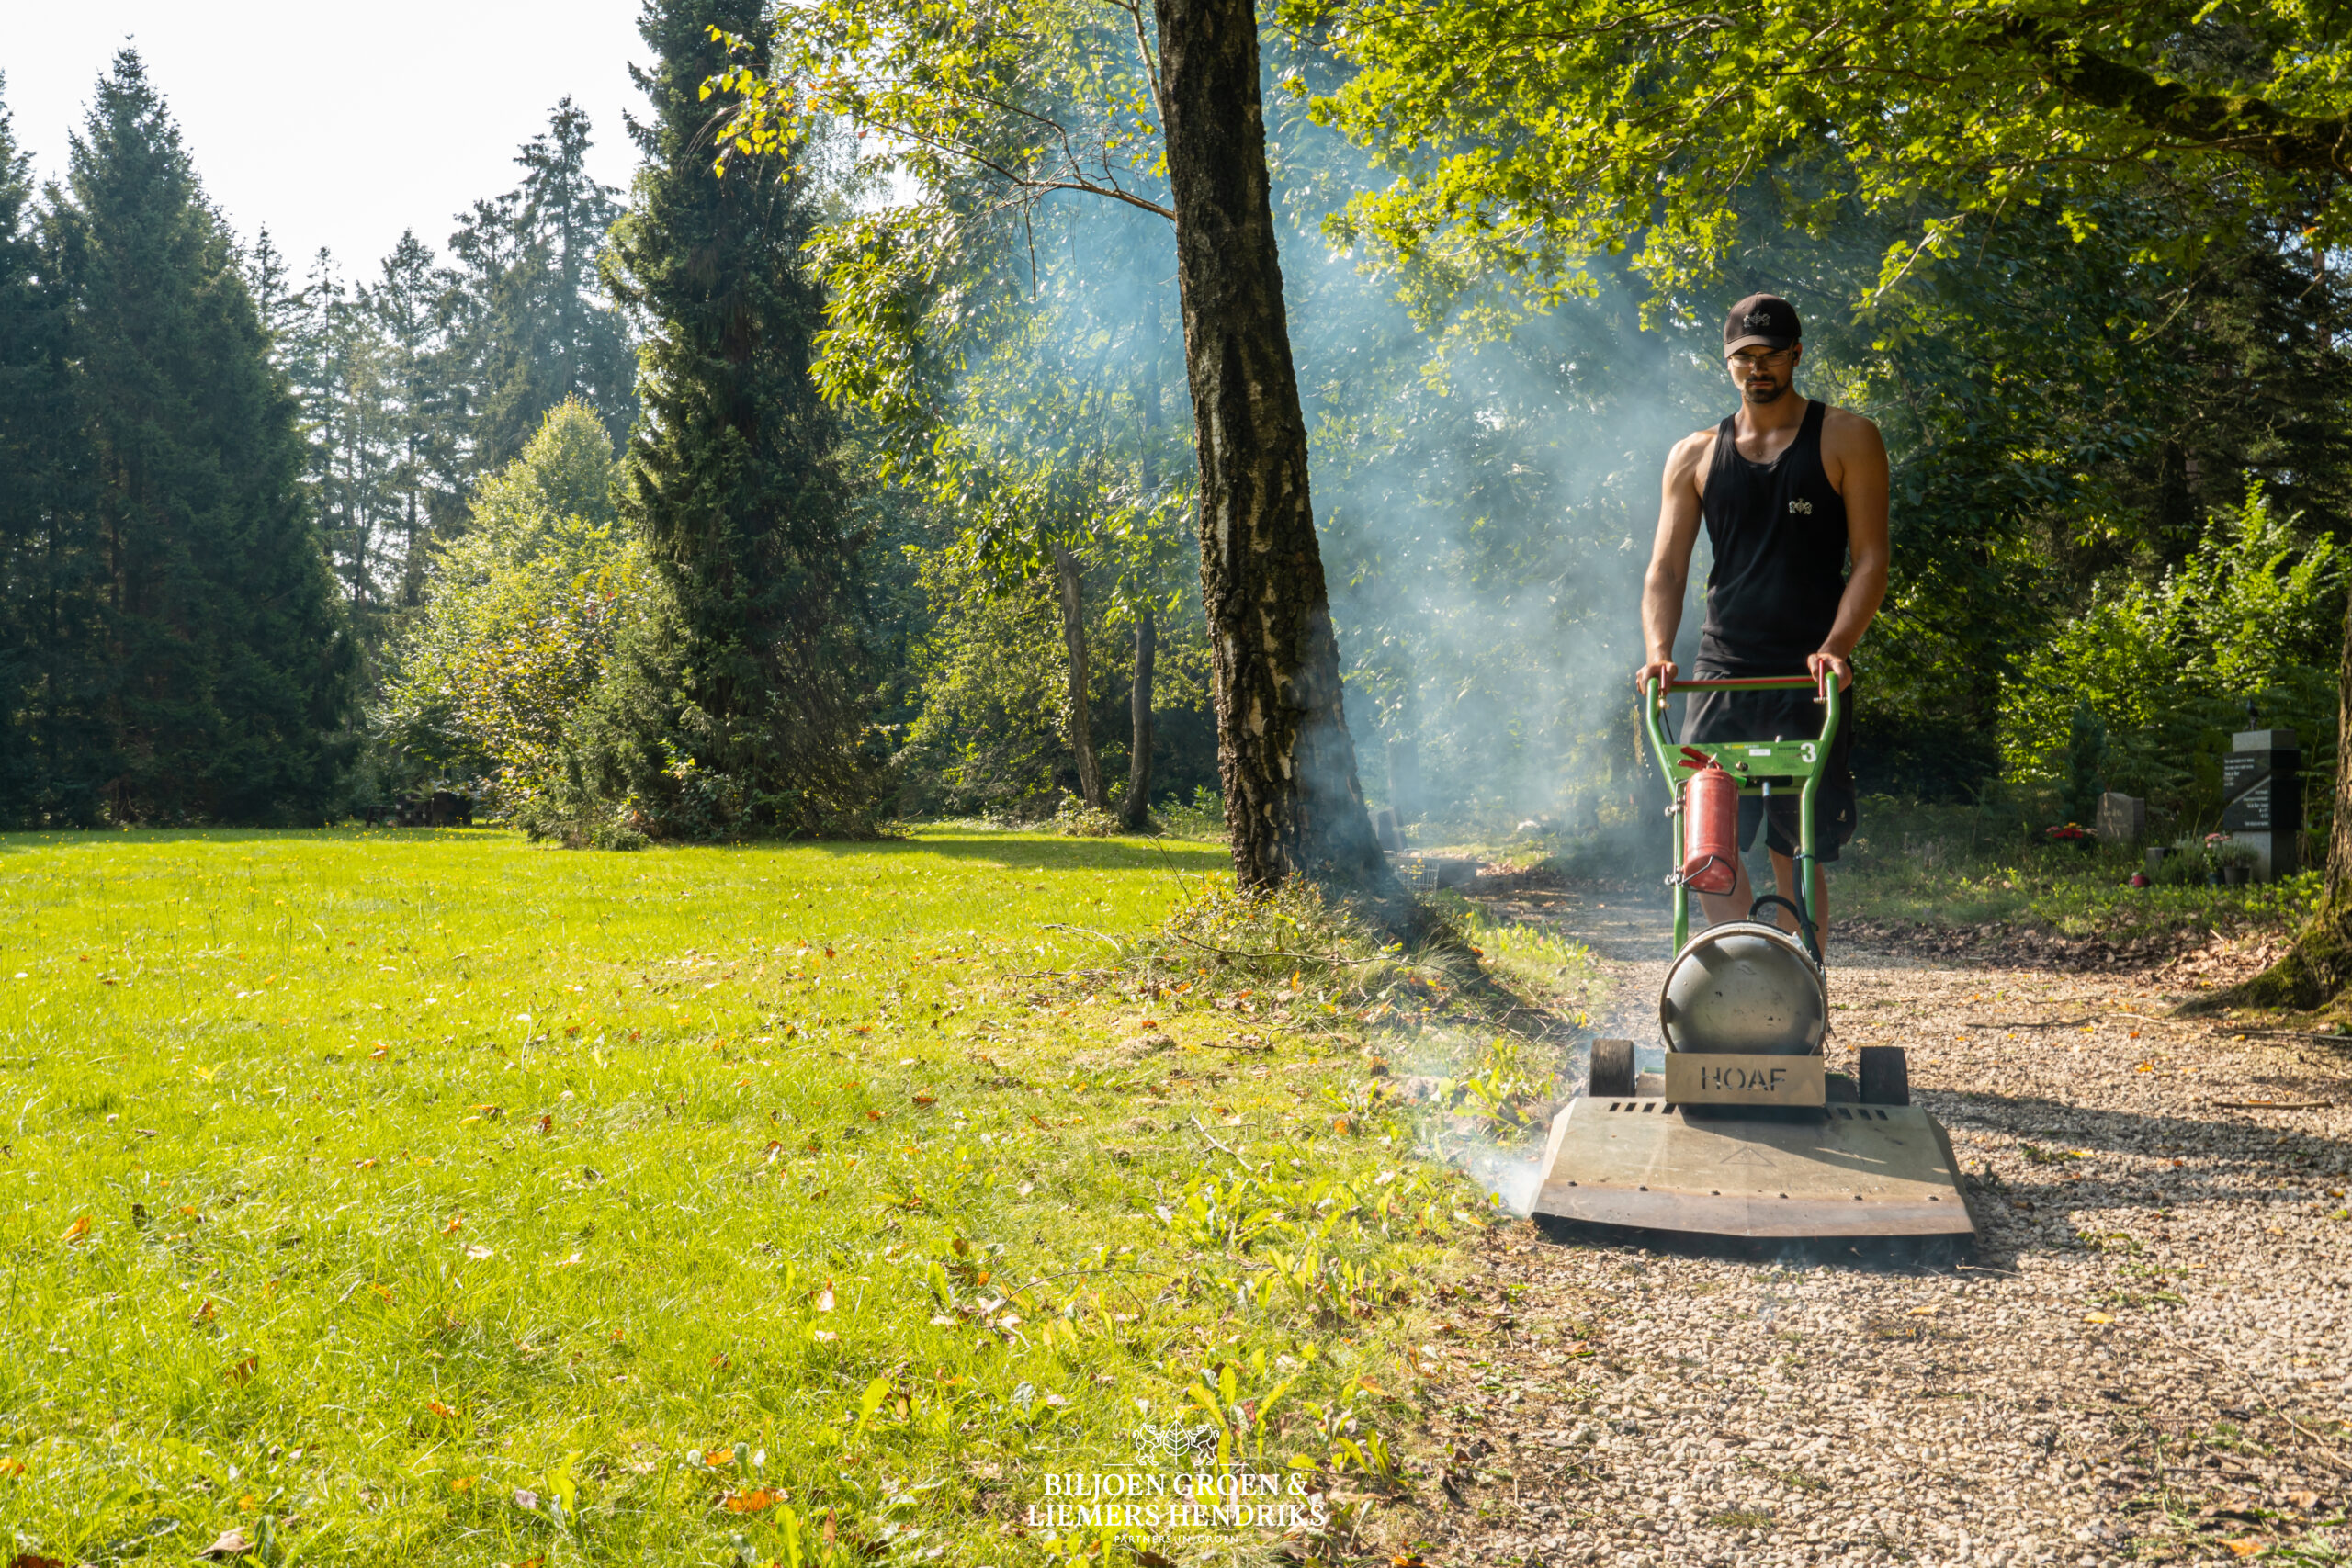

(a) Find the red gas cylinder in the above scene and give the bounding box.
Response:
[1679,761,1739,896]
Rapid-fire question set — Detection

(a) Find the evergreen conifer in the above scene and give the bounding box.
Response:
[456,101,637,471]
[606,0,876,833]
[0,76,107,824]
[54,51,354,821]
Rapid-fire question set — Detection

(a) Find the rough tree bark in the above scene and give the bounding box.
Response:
[1123,605,1156,830]
[1052,545,1107,811]
[1151,0,1389,892]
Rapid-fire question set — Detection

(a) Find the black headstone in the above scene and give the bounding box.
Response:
[2222,734,2301,834]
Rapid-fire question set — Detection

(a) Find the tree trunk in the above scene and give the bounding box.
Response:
[1151,0,1387,893]
[1123,604,1156,829]
[1053,545,1107,811]
[2211,592,2352,1011]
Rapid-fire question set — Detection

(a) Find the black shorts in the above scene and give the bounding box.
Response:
[1684,677,1858,863]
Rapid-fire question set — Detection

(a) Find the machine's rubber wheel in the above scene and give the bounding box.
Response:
[1589,1037,1636,1099]
[1859,1046,1910,1107]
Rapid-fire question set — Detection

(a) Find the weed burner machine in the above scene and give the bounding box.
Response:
[1530,674,1976,1247]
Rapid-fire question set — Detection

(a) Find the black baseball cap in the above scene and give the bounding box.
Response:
[1724,294,1801,355]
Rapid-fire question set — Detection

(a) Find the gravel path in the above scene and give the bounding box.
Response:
[1416,881,2352,1566]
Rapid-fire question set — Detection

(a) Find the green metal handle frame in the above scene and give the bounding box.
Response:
[1642,674,1844,952]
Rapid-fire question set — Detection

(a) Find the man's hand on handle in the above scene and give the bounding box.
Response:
[1635,658,1679,697]
[1808,648,1853,692]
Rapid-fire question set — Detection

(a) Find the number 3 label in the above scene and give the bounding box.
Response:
[1801,742,1817,764]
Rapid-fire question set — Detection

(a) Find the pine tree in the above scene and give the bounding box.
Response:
[456,101,636,471]
[0,75,107,824]
[606,0,876,833]
[291,249,401,614]
[56,51,354,821]
[368,231,467,604]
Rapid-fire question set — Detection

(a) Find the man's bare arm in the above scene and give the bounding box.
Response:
[1814,409,1891,688]
[1637,430,1713,694]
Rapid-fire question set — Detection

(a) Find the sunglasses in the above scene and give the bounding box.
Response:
[1725,346,1796,367]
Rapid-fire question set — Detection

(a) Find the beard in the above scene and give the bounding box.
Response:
[1743,378,1789,403]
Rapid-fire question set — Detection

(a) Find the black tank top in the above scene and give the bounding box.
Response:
[1696,400,1849,672]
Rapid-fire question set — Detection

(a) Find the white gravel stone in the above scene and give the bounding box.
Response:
[1412,901,2352,1566]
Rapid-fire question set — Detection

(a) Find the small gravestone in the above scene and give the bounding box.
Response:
[2223,728,2301,880]
[1371,807,1405,853]
[2094,792,2144,846]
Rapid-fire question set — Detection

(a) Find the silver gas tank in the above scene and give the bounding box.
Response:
[1658,920,1826,1055]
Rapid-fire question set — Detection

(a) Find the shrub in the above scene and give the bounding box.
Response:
[1053,796,1123,837]
[381,402,697,846]
[2000,478,2344,829]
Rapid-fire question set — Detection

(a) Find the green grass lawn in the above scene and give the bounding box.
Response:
[0,828,1519,1567]
[1830,799,2325,942]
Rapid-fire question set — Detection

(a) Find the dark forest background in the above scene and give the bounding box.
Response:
[5,9,2349,848]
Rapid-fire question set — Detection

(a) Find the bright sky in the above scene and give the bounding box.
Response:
[3,0,650,276]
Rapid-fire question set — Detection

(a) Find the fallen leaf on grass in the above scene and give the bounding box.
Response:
[723,1488,780,1513]
[812,1328,838,1343]
[354,1157,377,1169]
[8,1552,64,1568]
[815,1282,836,1313]
[370,1283,393,1303]
[57,1216,90,1245]
[2287,1490,2320,1509]
[199,1528,252,1558]
[440,1216,463,1235]
[913,1094,935,1107]
[464,1244,493,1260]
[2222,1540,2266,1557]
[450,1476,473,1493]
[226,1355,256,1384]
[0,1457,23,1477]
[426,1400,458,1419]
[2084,1312,2116,1325]
[190,1300,215,1325]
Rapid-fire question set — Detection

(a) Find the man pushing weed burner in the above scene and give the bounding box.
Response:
[1634,294,1890,949]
